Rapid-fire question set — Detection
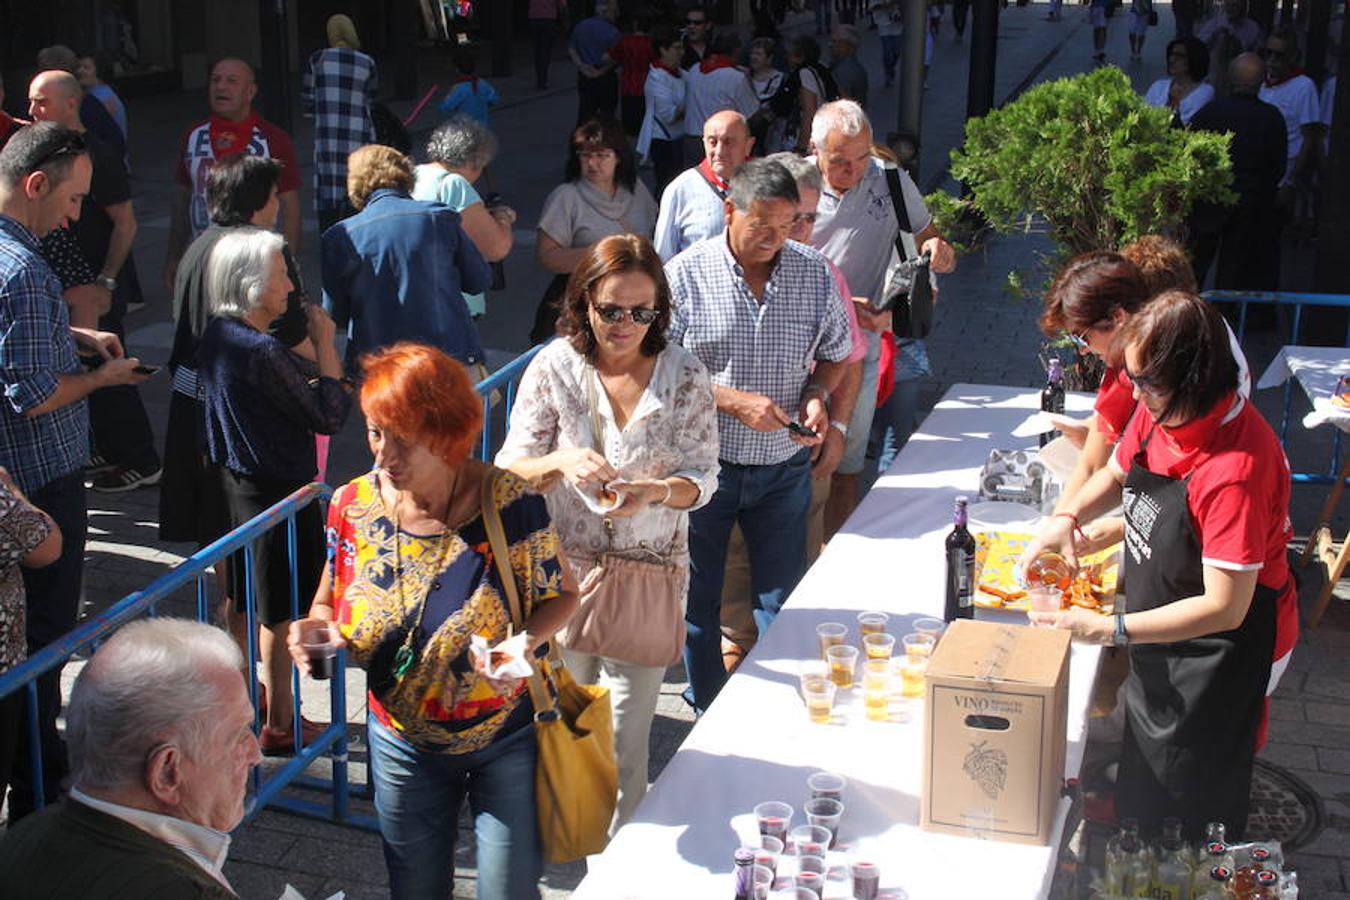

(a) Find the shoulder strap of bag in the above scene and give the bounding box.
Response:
[883,164,916,262]
[480,467,556,716]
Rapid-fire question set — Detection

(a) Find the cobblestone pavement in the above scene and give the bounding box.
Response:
[15,2,1349,897]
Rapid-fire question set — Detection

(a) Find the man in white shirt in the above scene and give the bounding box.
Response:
[1257,27,1323,188]
[807,100,955,531]
[654,110,755,261]
[0,619,261,898]
[681,33,760,165]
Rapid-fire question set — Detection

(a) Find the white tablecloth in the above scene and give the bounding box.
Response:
[574,385,1104,900]
[1256,345,1350,433]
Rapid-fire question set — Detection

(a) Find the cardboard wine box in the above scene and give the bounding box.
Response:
[921,619,1071,845]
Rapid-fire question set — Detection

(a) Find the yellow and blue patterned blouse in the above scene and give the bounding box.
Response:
[327,469,564,754]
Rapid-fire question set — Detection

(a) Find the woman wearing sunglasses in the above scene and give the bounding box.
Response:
[1021,291,1294,844]
[497,234,719,830]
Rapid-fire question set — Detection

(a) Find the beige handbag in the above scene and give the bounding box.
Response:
[556,369,687,668]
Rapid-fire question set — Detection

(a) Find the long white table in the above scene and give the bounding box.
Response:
[573,384,1102,899]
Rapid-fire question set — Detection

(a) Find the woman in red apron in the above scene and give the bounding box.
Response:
[1024,291,1294,842]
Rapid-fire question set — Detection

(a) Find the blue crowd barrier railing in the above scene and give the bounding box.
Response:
[0,344,544,832]
[1203,290,1350,487]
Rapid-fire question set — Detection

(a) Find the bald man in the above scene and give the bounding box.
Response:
[653,110,756,261]
[1188,52,1287,293]
[29,70,162,493]
[163,58,301,291]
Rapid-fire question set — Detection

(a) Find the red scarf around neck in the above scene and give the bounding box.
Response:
[209,111,259,158]
[455,75,480,92]
[700,54,738,74]
[1265,66,1305,88]
[697,159,730,193]
[655,60,682,77]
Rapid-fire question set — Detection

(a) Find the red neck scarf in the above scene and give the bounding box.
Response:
[700,54,738,74]
[456,74,480,92]
[1265,66,1305,88]
[697,159,730,194]
[1158,390,1238,455]
[655,60,682,77]
[209,111,259,158]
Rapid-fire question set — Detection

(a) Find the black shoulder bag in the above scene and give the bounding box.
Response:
[878,165,934,340]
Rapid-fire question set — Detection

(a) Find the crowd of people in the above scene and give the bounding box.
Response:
[0,1,1331,897]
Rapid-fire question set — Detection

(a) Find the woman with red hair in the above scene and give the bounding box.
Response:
[287,343,577,898]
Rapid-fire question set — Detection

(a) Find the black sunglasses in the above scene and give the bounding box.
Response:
[592,303,659,326]
[31,132,87,171]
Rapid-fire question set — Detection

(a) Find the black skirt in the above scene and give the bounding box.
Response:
[158,390,230,546]
[219,468,324,627]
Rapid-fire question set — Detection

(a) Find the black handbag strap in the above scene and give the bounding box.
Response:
[883,164,917,261]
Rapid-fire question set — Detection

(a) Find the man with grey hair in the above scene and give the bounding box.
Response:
[716,151,867,670]
[666,158,852,713]
[654,109,755,261]
[807,99,955,530]
[0,618,259,897]
[413,116,516,319]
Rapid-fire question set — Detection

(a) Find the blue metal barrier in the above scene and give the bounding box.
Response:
[0,346,545,831]
[1203,290,1350,486]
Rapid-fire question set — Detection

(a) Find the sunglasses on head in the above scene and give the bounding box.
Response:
[1123,368,1163,395]
[592,303,659,326]
[30,132,87,172]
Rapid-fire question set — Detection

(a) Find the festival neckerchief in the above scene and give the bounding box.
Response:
[697,159,730,198]
[699,54,739,74]
[209,112,259,158]
[1265,66,1305,88]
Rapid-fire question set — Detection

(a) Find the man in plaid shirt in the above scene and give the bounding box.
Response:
[666,158,852,713]
[0,123,147,816]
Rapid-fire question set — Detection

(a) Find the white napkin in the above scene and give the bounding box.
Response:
[470,632,533,680]
[571,479,634,515]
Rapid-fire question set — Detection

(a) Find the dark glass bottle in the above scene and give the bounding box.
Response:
[1040,357,1065,447]
[945,496,976,622]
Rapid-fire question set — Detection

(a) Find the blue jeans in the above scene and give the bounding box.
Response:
[368,716,542,900]
[684,449,813,712]
[880,34,902,85]
[865,376,922,492]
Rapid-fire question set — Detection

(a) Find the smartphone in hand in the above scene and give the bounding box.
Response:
[786,420,817,439]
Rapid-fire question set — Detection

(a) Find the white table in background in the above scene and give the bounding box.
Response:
[1257,346,1350,627]
[573,384,1104,900]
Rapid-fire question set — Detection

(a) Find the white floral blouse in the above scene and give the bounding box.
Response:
[495,339,720,576]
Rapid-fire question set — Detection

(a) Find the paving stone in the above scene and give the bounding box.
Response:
[1294,826,1350,861]
[223,859,325,900]
[228,823,298,866]
[276,837,389,884]
[1269,699,1305,722]
[1305,673,1350,702]
[1282,852,1347,893]
[1319,748,1350,777]
[1262,719,1350,750]
[1259,741,1319,772]
[1307,702,1350,728]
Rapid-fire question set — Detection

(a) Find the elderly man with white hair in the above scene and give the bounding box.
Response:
[0,618,260,898]
[653,109,756,261]
[807,100,955,530]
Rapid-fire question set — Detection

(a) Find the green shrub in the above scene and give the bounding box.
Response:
[949,67,1236,257]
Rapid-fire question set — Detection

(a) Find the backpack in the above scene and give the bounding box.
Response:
[767,61,839,120]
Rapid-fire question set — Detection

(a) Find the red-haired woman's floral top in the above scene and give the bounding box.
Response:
[327,468,564,754]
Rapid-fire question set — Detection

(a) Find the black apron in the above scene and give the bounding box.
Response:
[1117,427,1276,843]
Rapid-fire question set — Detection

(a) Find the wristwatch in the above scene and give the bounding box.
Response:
[96,274,117,292]
[829,419,850,437]
[1111,611,1130,648]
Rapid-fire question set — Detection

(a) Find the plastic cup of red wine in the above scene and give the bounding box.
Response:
[755,801,793,845]
[301,623,337,680]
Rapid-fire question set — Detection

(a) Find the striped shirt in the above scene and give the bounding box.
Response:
[666,234,852,466]
[0,217,88,494]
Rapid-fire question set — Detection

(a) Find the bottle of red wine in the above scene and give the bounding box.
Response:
[1040,357,1065,447]
[945,496,976,622]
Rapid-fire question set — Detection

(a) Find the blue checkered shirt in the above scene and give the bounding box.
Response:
[666,235,852,466]
[0,217,88,494]
[302,47,379,210]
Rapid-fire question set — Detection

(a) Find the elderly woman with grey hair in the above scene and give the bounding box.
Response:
[412,115,516,318]
[198,227,350,755]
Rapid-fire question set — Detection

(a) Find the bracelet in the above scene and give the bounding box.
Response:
[829,419,849,437]
[653,480,673,507]
[1053,511,1089,543]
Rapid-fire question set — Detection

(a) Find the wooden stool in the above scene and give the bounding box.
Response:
[1299,455,1350,628]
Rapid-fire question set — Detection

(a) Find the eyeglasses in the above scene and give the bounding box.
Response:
[1067,326,1091,351]
[1123,369,1163,396]
[592,304,659,326]
[30,132,87,171]
[795,212,818,224]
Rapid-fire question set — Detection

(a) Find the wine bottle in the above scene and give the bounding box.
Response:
[1040,357,1065,447]
[944,496,976,622]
